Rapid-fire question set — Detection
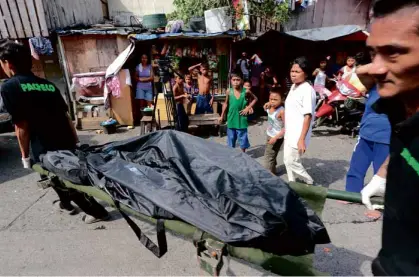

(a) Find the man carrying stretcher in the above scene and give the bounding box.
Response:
[0,40,109,224]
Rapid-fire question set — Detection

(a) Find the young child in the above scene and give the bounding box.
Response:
[188,63,213,114]
[183,74,194,114]
[313,60,328,87]
[244,80,256,120]
[263,87,285,174]
[173,75,189,132]
[184,74,195,95]
[219,74,258,153]
[313,60,331,97]
[338,56,356,81]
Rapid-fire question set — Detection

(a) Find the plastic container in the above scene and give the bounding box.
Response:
[189,17,206,32]
[204,7,232,33]
[142,14,168,29]
[100,119,118,134]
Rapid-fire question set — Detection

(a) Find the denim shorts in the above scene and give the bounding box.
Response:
[227,128,250,150]
[136,88,153,101]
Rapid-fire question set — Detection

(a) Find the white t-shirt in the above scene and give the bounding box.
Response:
[284,82,316,149]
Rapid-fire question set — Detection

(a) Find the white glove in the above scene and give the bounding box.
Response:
[361,175,386,210]
[22,157,31,169]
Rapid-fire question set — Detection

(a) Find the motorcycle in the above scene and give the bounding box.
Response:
[314,79,365,137]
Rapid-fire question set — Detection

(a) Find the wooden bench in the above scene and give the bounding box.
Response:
[188,114,220,126]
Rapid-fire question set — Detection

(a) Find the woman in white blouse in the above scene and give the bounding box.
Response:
[283,57,317,185]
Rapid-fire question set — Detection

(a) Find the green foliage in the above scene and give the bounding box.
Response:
[169,0,290,24]
[248,0,290,24]
[169,0,231,23]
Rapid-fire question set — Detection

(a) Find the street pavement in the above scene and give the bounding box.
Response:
[0,120,381,276]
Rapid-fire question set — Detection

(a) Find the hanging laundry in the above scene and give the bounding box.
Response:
[75,76,105,88]
[29,40,39,60]
[29,37,54,58]
[72,74,106,98]
[106,75,121,98]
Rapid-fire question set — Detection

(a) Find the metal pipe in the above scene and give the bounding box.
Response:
[327,188,384,205]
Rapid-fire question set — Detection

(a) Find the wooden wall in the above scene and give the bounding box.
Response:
[249,15,281,36]
[284,0,373,31]
[60,35,129,76]
[42,0,104,30]
[0,0,49,38]
[0,0,104,39]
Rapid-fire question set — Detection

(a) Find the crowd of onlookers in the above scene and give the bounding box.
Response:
[227,51,390,196]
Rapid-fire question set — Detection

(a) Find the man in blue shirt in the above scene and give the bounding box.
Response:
[345,65,391,194]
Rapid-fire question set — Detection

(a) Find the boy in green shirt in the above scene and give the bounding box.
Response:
[219,73,258,152]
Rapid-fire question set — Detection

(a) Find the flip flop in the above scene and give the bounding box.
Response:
[365,210,382,220]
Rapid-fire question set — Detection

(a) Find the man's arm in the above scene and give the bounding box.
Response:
[377,156,389,179]
[14,121,30,158]
[66,113,79,144]
[361,155,389,210]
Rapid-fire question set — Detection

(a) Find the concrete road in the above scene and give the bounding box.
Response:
[0,122,381,276]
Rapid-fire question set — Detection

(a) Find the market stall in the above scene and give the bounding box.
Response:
[253,25,369,89]
[105,31,243,129]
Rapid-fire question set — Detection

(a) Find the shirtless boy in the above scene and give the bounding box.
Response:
[172,75,189,132]
[188,63,214,114]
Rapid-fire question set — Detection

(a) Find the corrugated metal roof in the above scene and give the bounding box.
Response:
[130,30,244,41]
[57,27,244,40]
[285,25,367,41]
[57,27,133,36]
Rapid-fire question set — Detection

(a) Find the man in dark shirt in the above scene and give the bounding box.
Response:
[362,0,419,275]
[0,39,109,224]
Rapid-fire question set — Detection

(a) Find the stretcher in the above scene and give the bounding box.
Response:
[33,164,383,276]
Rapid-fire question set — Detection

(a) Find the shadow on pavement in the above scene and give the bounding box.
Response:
[276,158,349,188]
[304,158,350,188]
[0,134,97,184]
[312,128,344,137]
[314,244,373,276]
[247,144,266,159]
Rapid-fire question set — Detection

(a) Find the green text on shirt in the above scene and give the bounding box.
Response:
[21,83,56,92]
